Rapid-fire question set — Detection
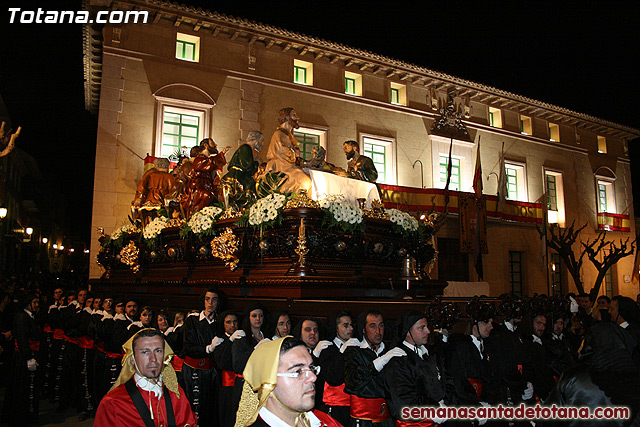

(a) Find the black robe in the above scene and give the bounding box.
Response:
[445,335,491,405]
[183,311,218,427]
[484,323,528,406]
[1,310,41,425]
[213,336,236,427]
[385,343,455,422]
[317,341,350,427]
[521,335,556,403]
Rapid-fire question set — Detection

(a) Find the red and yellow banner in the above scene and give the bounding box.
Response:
[379,184,543,224]
[597,212,631,232]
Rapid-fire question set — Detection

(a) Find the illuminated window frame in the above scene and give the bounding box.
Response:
[345,71,362,96]
[293,59,313,86]
[520,115,532,135]
[293,126,327,161]
[154,97,212,159]
[597,136,607,154]
[439,155,461,191]
[176,33,200,62]
[390,82,406,106]
[545,170,565,226]
[549,123,560,142]
[489,107,502,128]
[505,161,527,202]
[596,177,615,214]
[360,133,396,185]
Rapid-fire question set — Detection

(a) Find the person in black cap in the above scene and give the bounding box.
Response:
[385,310,454,427]
[344,309,405,427]
[183,288,224,427]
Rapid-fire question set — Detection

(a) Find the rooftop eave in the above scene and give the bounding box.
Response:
[82,0,640,140]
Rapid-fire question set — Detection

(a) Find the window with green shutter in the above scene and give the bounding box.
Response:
[546,174,557,211]
[391,88,399,104]
[363,141,387,183]
[439,155,460,190]
[176,40,196,61]
[293,131,320,161]
[509,251,523,296]
[345,77,356,95]
[598,183,607,212]
[506,167,518,200]
[161,111,200,159]
[294,65,307,84]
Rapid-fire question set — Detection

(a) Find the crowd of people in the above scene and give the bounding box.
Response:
[1,280,640,426]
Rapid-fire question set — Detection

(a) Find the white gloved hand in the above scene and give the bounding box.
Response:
[440,328,449,343]
[522,381,534,400]
[206,336,225,353]
[254,338,271,349]
[477,402,490,425]
[569,296,579,313]
[229,330,246,342]
[339,338,361,353]
[313,340,332,358]
[373,347,407,372]
[27,358,38,371]
[432,400,448,424]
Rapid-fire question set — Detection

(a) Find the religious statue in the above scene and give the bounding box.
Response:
[220,131,264,208]
[262,108,311,194]
[182,138,229,218]
[0,121,20,158]
[133,157,177,208]
[343,140,378,183]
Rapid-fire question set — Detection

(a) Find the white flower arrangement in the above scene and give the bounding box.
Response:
[188,206,223,236]
[248,193,287,227]
[385,208,419,234]
[318,195,363,227]
[143,216,169,240]
[111,223,139,240]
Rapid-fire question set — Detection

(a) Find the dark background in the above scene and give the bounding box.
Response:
[1,2,639,246]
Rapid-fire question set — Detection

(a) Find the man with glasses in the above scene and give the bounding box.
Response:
[234,336,342,427]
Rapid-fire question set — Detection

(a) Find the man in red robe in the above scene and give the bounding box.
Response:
[235,336,343,427]
[95,328,197,427]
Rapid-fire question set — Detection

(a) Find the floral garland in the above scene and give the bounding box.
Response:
[318,195,364,233]
[248,193,287,228]
[185,206,223,238]
[385,208,419,236]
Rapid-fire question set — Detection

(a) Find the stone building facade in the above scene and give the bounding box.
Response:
[83,0,640,298]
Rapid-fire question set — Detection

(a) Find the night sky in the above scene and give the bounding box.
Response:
[1,2,639,246]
